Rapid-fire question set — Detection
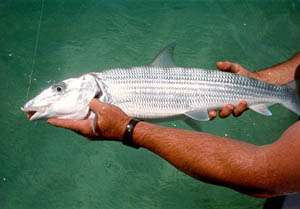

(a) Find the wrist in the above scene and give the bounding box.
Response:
[116,117,132,141]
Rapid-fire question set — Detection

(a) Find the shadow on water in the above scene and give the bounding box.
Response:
[183,118,202,131]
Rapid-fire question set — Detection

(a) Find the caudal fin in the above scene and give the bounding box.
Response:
[282,81,300,115]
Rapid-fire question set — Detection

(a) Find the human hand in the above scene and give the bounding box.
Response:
[216,61,257,78]
[208,61,255,120]
[47,99,132,141]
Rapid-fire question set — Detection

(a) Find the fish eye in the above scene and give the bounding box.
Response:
[52,82,66,93]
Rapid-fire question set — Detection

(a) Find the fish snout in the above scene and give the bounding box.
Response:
[21,103,47,120]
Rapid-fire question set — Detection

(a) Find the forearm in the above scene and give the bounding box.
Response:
[132,122,274,197]
[254,51,300,85]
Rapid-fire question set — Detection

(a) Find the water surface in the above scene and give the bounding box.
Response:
[1,0,300,208]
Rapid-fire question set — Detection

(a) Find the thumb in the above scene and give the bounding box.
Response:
[230,63,244,74]
[216,61,245,75]
[216,61,233,72]
[89,99,106,113]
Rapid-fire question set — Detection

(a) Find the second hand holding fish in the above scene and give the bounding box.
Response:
[208,61,252,119]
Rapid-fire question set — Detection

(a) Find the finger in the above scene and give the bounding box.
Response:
[219,104,234,118]
[47,118,91,132]
[216,61,232,71]
[230,63,244,74]
[233,101,248,117]
[208,110,217,120]
[216,61,245,75]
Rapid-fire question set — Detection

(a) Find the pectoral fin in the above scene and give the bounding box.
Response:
[91,112,98,133]
[184,109,210,121]
[249,104,272,116]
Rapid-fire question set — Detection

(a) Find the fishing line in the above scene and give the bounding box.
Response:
[26,0,45,100]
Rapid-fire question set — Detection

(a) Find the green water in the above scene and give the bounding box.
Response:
[1,0,300,208]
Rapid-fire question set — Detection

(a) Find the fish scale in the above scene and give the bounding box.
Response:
[95,66,296,119]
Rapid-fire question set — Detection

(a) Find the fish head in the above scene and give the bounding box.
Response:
[21,74,101,120]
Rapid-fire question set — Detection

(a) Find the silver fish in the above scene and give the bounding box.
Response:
[21,43,300,123]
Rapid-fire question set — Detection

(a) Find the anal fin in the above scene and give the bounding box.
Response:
[249,104,272,116]
[184,109,210,121]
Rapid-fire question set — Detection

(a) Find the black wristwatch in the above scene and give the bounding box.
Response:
[122,119,140,149]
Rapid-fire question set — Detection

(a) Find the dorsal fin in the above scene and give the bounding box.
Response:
[150,43,176,68]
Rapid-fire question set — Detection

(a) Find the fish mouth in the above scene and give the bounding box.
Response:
[21,106,46,121]
[26,110,37,119]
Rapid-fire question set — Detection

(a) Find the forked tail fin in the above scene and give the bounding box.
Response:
[282,80,300,115]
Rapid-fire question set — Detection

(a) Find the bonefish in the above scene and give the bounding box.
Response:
[21,43,300,124]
